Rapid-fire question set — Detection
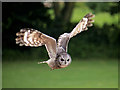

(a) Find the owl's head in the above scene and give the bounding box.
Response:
[56,53,72,68]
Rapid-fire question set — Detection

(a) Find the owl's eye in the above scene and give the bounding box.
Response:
[67,59,70,61]
[61,59,64,61]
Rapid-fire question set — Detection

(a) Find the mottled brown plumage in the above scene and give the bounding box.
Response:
[15,13,95,70]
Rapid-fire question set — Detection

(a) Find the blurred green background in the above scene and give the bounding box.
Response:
[2,2,119,88]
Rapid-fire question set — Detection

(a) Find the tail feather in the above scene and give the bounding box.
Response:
[38,61,47,64]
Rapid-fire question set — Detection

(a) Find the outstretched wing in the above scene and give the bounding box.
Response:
[16,28,57,58]
[57,13,95,52]
[57,33,70,52]
[70,13,95,38]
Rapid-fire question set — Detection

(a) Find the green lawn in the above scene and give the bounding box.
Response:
[2,59,118,88]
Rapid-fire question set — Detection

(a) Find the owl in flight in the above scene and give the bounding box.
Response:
[16,13,95,70]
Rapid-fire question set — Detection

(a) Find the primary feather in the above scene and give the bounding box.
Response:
[70,13,95,38]
[16,28,57,58]
[57,13,95,52]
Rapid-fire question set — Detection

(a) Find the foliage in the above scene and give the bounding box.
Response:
[86,2,119,14]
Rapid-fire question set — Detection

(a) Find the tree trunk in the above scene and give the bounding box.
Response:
[53,2,75,32]
[61,2,75,24]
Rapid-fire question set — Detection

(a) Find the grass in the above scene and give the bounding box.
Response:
[2,58,118,88]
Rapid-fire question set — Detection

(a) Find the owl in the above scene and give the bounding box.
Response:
[16,13,95,70]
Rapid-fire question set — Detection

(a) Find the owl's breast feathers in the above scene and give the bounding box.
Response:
[47,51,66,70]
[46,58,62,70]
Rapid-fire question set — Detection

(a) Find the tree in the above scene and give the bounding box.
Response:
[52,2,75,35]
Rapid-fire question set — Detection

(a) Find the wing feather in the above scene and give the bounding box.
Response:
[16,28,57,58]
[57,13,95,52]
[70,13,95,38]
[57,33,70,52]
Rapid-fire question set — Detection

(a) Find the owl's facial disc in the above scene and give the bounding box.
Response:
[58,53,72,68]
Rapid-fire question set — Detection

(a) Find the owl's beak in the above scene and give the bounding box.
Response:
[65,61,66,64]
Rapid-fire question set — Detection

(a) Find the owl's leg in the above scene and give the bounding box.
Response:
[38,61,47,64]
